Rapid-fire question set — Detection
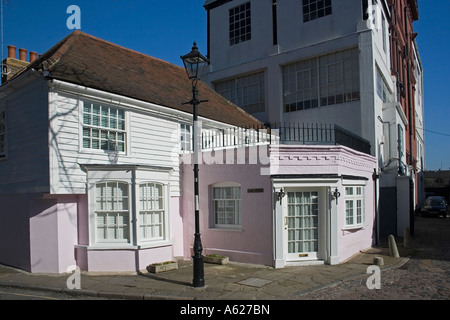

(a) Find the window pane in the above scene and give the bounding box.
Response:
[95,183,130,242]
[215,72,265,114]
[303,0,332,22]
[346,187,353,196]
[346,200,354,225]
[213,185,241,227]
[345,186,365,227]
[139,183,165,241]
[229,2,251,46]
[82,101,126,152]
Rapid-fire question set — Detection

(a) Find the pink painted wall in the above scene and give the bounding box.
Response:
[182,155,274,266]
[181,145,377,267]
[170,196,185,258]
[0,194,79,274]
[337,182,377,263]
[0,194,32,271]
[273,145,377,263]
[29,195,78,273]
[76,245,173,273]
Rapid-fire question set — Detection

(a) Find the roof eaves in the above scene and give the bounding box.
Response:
[204,0,233,10]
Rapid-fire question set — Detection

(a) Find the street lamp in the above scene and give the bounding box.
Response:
[181,42,209,288]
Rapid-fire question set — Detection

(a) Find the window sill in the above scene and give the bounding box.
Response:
[79,148,127,155]
[341,225,365,232]
[209,227,243,232]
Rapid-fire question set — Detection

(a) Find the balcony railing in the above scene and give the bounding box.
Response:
[271,123,371,155]
[199,123,371,155]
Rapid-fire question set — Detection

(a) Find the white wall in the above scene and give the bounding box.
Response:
[0,75,50,194]
[208,0,364,71]
[48,84,183,197]
[205,0,393,162]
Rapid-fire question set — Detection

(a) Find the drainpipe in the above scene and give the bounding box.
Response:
[406,58,415,236]
[373,169,380,245]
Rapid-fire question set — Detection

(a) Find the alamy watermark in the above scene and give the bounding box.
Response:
[367,4,384,31]
[366,265,381,290]
[175,120,277,176]
[67,5,81,30]
[66,265,81,290]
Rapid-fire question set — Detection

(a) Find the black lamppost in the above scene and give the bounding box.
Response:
[181,42,209,288]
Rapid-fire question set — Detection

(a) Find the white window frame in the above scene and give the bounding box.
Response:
[180,123,192,153]
[84,166,172,249]
[138,182,168,243]
[283,48,360,113]
[343,185,365,229]
[376,68,390,103]
[81,101,127,154]
[95,181,131,244]
[211,182,242,230]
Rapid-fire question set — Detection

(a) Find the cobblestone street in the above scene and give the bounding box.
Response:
[298,216,450,300]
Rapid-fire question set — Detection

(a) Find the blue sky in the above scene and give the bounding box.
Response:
[1,0,448,171]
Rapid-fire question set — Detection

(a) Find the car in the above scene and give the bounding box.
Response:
[421,196,448,217]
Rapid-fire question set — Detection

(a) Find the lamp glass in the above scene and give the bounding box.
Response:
[181,43,209,81]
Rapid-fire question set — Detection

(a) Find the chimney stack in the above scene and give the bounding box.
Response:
[29,51,38,63]
[19,49,28,62]
[3,45,37,84]
[8,45,16,59]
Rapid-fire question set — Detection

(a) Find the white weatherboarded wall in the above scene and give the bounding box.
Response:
[48,83,183,197]
[0,75,50,194]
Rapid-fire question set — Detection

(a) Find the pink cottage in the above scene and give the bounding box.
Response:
[0,31,376,273]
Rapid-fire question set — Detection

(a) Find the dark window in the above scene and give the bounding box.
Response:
[229,2,251,46]
[272,0,278,45]
[303,0,332,22]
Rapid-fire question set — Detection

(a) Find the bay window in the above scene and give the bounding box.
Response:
[82,165,173,248]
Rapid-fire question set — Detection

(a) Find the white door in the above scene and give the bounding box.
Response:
[284,190,320,261]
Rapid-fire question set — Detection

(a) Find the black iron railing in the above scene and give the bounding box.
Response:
[268,123,371,155]
[199,123,371,155]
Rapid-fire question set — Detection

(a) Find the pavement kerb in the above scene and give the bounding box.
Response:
[0,281,196,300]
[0,254,412,301]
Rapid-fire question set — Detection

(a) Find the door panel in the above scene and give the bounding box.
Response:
[285,190,319,261]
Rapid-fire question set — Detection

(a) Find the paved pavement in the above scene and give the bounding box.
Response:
[0,248,411,301]
[0,216,447,302]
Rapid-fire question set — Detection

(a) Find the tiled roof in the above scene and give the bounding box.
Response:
[19,31,262,128]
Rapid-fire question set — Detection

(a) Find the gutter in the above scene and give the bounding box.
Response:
[48,79,238,130]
